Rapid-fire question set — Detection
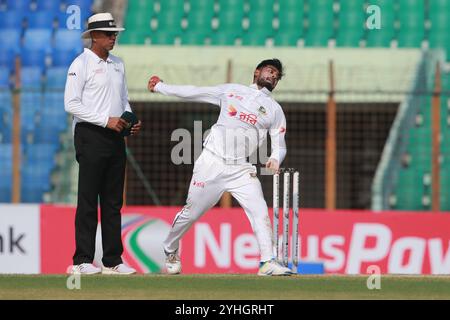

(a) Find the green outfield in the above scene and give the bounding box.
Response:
[0,275,449,300]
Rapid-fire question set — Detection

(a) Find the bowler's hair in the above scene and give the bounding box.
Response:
[255,59,284,80]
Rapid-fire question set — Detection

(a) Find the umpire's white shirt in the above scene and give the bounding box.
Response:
[155,82,287,164]
[64,48,132,132]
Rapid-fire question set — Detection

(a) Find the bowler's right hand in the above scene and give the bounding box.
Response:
[147,75,161,92]
[107,117,127,133]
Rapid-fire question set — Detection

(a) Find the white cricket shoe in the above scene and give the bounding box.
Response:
[257,260,294,276]
[69,263,102,275]
[165,251,182,275]
[102,264,137,275]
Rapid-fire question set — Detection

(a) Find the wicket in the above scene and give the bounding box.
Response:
[273,169,300,272]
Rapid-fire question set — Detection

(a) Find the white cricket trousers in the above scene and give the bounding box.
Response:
[163,149,274,262]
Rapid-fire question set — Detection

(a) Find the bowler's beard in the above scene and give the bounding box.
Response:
[256,78,274,91]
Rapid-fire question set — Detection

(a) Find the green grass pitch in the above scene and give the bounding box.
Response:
[0,275,449,300]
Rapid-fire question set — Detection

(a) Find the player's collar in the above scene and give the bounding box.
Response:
[250,83,272,96]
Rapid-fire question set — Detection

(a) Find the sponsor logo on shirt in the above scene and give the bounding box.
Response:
[228,105,237,117]
[94,68,105,74]
[258,106,267,115]
[228,93,243,101]
[68,72,76,76]
[239,112,258,125]
[192,180,206,188]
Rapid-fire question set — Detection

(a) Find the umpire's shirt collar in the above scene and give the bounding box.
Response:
[85,48,113,64]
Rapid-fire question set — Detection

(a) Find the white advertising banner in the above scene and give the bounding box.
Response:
[0,204,40,274]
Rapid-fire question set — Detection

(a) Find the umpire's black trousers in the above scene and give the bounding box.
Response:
[73,122,126,267]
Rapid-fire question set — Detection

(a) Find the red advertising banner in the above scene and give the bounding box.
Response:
[40,206,450,274]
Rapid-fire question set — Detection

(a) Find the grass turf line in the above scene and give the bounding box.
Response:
[0,275,449,300]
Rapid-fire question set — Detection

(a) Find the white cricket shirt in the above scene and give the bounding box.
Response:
[64,48,132,132]
[155,82,287,164]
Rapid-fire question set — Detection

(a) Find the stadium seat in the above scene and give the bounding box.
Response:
[127,0,155,11]
[0,49,18,73]
[248,10,275,35]
[306,0,335,40]
[305,31,331,47]
[336,30,363,47]
[51,49,79,67]
[0,67,10,88]
[156,10,184,34]
[180,32,208,45]
[242,32,269,46]
[274,32,301,46]
[33,125,62,144]
[24,143,58,163]
[210,32,239,46]
[0,29,22,52]
[21,48,49,72]
[21,92,42,132]
[23,29,53,53]
[124,11,153,30]
[278,0,304,11]
[0,11,26,29]
[6,0,32,11]
[38,105,68,132]
[36,0,63,12]
[119,31,151,45]
[189,0,215,11]
[53,29,83,52]
[186,10,214,34]
[46,67,67,89]
[0,144,12,202]
[428,32,450,54]
[21,67,43,89]
[217,10,244,35]
[42,91,65,111]
[397,32,424,48]
[150,32,177,45]
[26,11,57,29]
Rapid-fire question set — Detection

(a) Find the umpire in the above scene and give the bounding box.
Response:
[64,13,141,275]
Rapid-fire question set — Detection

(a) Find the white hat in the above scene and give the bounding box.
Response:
[81,13,125,39]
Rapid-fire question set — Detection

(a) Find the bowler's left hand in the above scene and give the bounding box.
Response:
[130,120,142,136]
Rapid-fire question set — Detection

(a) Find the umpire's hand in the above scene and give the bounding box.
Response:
[130,120,142,136]
[107,117,128,132]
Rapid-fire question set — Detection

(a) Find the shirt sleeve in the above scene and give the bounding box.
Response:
[154,82,225,106]
[269,104,287,164]
[122,63,132,113]
[64,58,109,127]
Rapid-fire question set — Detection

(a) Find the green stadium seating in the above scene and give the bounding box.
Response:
[242,32,268,46]
[180,32,208,45]
[124,11,153,29]
[338,0,365,13]
[119,30,150,45]
[307,0,335,33]
[127,0,155,11]
[248,10,275,34]
[397,32,424,48]
[278,9,304,35]
[274,32,301,46]
[160,0,185,11]
[305,30,331,47]
[186,10,214,34]
[217,10,244,34]
[156,10,184,34]
[429,12,450,33]
[150,32,177,45]
[336,30,363,47]
[210,32,239,46]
